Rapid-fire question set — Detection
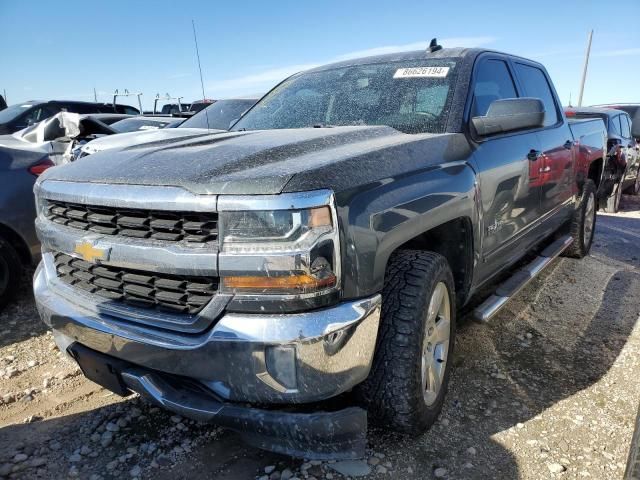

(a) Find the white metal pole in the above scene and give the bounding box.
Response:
[577,30,593,107]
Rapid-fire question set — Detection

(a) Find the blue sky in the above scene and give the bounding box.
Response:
[1,0,639,110]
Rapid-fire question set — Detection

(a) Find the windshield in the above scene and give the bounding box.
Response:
[181,100,257,130]
[189,102,213,113]
[110,118,177,133]
[0,104,33,123]
[233,59,458,134]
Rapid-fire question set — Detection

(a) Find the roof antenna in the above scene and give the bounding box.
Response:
[428,38,442,53]
[192,19,210,131]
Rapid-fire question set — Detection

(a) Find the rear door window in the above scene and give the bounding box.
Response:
[513,63,559,127]
[471,59,518,118]
[620,114,631,139]
[609,115,622,137]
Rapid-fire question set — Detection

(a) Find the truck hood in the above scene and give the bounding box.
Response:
[41,126,470,195]
[80,127,220,155]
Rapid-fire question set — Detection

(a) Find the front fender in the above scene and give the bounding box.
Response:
[337,162,480,299]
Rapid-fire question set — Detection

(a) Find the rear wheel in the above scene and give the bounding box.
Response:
[626,171,640,195]
[565,180,597,259]
[602,180,622,213]
[0,238,22,309]
[358,250,456,434]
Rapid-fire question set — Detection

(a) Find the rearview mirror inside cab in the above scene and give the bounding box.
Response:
[472,98,545,136]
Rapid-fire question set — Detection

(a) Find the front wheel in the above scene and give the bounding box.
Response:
[357,250,456,434]
[564,180,597,259]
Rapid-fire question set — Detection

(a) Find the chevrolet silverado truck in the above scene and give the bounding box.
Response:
[33,42,606,459]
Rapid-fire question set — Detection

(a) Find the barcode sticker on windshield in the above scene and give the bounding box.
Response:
[393,67,450,79]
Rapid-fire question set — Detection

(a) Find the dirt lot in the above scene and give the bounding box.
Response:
[1,196,639,480]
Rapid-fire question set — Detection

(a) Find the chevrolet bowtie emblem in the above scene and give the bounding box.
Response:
[74,241,110,263]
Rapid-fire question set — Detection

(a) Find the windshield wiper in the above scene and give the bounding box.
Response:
[312,123,336,128]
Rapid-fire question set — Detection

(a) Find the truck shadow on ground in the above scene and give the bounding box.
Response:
[1,215,639,479]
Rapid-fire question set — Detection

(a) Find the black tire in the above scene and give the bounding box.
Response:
[0,237,22,309]
[564,180,597,259]
[625,171,640,196]
[357,250,456,434]
[624,405,640,479]
[603,180,622,213]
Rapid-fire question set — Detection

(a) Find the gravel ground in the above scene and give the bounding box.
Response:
[1,195,639,480]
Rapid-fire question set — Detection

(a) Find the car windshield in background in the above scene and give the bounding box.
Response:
[0,104,33,123]
[232,60,458,134]
[110,118,178,133]
[180,99,257,130]
[189,102,213,113]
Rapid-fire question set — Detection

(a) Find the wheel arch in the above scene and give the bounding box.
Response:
[587,157,604,191]
[390,217,475,308]
[0,222,32,265]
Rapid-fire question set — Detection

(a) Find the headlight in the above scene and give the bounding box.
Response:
[220,206,332,251]
[217,191,341,311]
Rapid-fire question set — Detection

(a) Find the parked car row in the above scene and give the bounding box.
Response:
[1,40,639,459]
[0,100,141,135]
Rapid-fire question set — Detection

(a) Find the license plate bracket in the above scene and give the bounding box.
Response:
[68,343,130,396]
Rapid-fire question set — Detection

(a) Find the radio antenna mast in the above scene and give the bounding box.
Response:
[192,19,210,130]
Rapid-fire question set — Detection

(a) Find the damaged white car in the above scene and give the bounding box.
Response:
[0,112,129,165]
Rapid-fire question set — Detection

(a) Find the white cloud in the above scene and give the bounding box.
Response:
[593,48,640,58]
[206,36,497,97]
[207,62,320,94]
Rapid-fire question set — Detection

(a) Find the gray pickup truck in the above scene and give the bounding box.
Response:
[33,42,606,459]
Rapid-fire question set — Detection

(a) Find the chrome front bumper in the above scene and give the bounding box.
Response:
[34,261,381,404]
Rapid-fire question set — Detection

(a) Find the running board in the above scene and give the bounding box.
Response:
[473,235,573,323]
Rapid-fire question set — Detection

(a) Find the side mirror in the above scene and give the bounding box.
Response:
[472,98,545,136]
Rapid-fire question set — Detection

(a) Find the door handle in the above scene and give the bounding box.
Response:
[527,149,541,161]
[564,140,574,150]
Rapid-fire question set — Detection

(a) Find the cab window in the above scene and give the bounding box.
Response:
[609,115,622,137]
[513,63,559,127]
[471,59,518,118]
[620,114,631,138]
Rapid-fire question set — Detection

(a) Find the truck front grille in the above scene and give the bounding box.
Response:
[45,200,218,244]
[54,252,218,315]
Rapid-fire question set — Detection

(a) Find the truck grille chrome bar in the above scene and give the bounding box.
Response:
[54,252,219,315]
[46,200,219,244]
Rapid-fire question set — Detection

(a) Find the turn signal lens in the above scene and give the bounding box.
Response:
[223,273,337,294]
[308,206,332,228]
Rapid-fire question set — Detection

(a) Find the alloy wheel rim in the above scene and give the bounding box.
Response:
[584,193,595,248]
[421,282,451,406]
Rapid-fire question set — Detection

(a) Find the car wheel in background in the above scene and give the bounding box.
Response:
[602,181,622,213]
[565,180,597,259]
[357,250,456,434]
[0,238,22,309]
[626,171,640,195]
